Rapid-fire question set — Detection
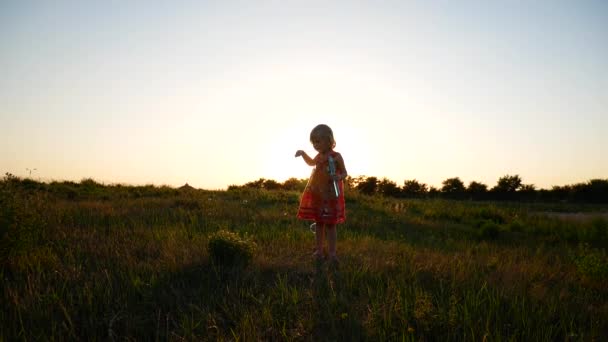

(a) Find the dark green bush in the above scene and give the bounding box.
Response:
[208,230,256,269]
[474,207,506,224]
[588,218,607,244]
[0,174,48,263]
[478,221,500,240]
[572,244,608,280]
[507,219,525,233]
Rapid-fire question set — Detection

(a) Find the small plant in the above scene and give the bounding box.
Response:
[1,174,48,263]
[507,219,525,233]
[474,207,506,224]
[572,244,608,280]
[414,291,436,331]
[208,230,256,269]
[478,221,500,240]
[588,218,607,243]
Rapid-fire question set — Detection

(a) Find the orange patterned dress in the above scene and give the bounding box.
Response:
[297,151,346,224]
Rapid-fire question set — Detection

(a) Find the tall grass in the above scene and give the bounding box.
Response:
[1,176,607,340]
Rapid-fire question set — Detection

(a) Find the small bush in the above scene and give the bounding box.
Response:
[475,207,506,224]
[208,230,256,269]
[478,221,500,240]
[0,175,48,263]
[572,244,608,280]
[507,219,525,233]
[588,218,607,244]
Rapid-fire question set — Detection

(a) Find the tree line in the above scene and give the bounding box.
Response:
[230,175,608,203]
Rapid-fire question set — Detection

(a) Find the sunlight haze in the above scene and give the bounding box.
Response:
[1,1,606,189]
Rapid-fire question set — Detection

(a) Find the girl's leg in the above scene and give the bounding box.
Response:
[315,222,325,257]
[327,224,337,259]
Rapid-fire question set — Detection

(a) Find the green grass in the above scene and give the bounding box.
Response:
[1,177,607,340]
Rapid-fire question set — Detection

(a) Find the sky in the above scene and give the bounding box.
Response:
[1,1,607,190]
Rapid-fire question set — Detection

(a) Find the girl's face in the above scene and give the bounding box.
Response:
[311,135,331,153]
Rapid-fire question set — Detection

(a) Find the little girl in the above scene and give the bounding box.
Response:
[295,124,348,262]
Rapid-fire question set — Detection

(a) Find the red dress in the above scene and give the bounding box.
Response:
[297,151,346,224]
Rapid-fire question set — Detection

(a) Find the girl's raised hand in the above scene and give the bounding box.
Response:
[295,150,305,157]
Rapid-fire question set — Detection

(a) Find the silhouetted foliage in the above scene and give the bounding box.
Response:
[6,171,606,204]
[441,177,465,199]
[319,174,606,203]
[493,175,522,193]
[402,179,428,198]
[343,175,356,191]
[377,178,400,197]
[491,175,523,201]
[243,178,266,189]
[428,186,441,198]
[1,173,48,262]
[520,184,536,192]
[355,176,378,196]
[242,178,282,190]
[231,178,307,192]
[282,178,307,192]
[467,181,488,200]
[549,185,570,201]
[477,221,500,240]
[261,179,282,190]
[519,184,537,201]
[575,179,608,203]
[551,179,608,203]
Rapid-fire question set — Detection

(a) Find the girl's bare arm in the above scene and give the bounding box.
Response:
[295,150,316,166]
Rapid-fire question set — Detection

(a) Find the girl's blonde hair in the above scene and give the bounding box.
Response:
[310,124,336,149]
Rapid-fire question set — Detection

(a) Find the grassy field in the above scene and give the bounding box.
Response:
[1,177,607,340]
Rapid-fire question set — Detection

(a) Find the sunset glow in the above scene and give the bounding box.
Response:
[1,1,606,189]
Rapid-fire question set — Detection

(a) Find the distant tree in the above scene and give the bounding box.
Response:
[80,178,102,188]
[570,179,608,203]
[351,175,367,188]
[428,186,440,198]
[491,175,522,200]
[402,179,428,198]
[356,176,378,195]
[549,185,571,202]
[441,177,465,198]
[519,184,537,201]
[282,178,307,191]
[244,178,266,189]
[466,181,488,200]
[377,178,400,197]
[343,176,356,191]
[520,184,536,192]
[493,175,522,193]
[536,188,552,202]
[586,179,608,203]
[262,179,282,190]
[467,181,488,193]
[241,178,283,190]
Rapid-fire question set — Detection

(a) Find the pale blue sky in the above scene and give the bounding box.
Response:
[1,1,606,189]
